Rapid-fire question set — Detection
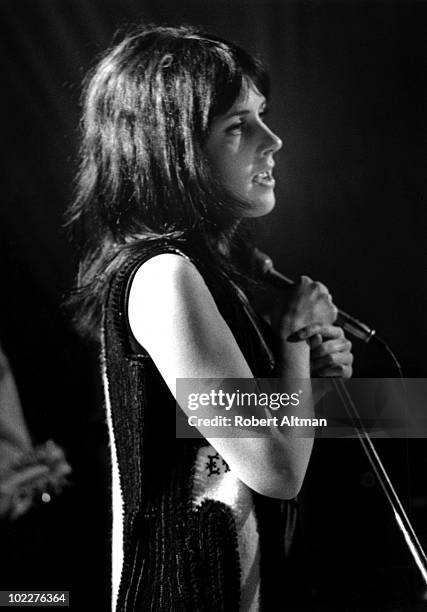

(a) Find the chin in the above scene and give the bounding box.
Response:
[245,196,276,218]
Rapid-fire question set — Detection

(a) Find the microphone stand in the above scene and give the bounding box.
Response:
[255,249,427,592]
[331,377,427,589]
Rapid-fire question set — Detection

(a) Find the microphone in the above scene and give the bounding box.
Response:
[253,249,376,343]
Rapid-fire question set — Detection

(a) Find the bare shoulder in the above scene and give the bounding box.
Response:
[128,252,215,333]
[127,252,238,370]
[129,252,206,300]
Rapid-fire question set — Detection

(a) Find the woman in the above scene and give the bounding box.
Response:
[68,25,353,611]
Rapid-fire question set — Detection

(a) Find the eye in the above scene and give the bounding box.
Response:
[226,120,244,135]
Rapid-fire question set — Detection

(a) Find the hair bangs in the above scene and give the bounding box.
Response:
[202,37,270,122]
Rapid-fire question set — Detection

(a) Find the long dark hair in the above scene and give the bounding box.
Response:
[67,24,270,339]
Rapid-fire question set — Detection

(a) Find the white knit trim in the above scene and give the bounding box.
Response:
[191,445,260,612]
[101,334,124,612]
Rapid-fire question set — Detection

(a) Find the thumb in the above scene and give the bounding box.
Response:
[309,333,323,350]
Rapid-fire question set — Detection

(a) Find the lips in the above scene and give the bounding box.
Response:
[252,169,274,186]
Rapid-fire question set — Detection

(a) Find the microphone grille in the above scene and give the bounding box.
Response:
[253,248,275,276]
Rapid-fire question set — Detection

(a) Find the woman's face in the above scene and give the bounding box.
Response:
[204,82,282,217]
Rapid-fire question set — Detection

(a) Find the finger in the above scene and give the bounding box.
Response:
[311,364,353,378]
[310,280,330,296]
[311,338,352,360]
[296,324,345,341]
[327,302,339,324]
[299,275,314,284]
[309,333,323,350]
[309,282,336,314]
[315,325,345,340]
[295,325,326,340]
[311,350,354,370]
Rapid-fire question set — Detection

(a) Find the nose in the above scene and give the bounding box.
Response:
[261,124,283,155]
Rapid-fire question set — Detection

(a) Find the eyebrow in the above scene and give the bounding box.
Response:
[224,109,251,119]
[223,101,268,120]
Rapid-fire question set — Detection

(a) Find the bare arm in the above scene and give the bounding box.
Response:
[128,254,330,499]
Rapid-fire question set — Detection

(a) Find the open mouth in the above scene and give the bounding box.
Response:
[252,170,274,186]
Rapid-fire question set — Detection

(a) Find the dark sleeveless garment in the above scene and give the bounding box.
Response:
[102,242,300,611]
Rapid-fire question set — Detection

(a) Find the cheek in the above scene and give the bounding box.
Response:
[205,137,250,195]
[221,163,244,190]
[216,155,249,193]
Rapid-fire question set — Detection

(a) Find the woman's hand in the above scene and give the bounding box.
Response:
[271,275,338,343]
[309,325,353,378]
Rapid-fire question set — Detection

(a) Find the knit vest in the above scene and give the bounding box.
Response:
[102,243,299,611]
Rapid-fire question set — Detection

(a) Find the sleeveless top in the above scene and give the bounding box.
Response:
[101,242,300,611]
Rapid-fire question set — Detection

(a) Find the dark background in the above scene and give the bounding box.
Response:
[1,1,426,609]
